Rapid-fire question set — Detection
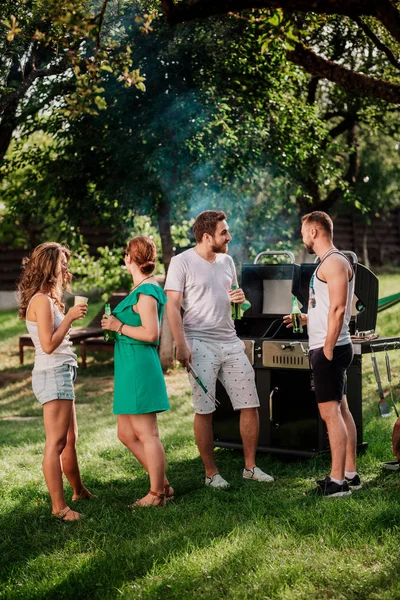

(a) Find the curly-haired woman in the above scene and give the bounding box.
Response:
[18,242,93,521]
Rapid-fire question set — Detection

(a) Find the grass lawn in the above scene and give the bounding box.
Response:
[1,278,400,600]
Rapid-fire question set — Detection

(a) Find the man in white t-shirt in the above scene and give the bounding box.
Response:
[165,210,273,488]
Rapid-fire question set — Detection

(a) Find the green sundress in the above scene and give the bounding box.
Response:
[112,283,170,415]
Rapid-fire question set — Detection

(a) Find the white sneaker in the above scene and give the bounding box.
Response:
[205,473,230,488]
[243,466,274,482]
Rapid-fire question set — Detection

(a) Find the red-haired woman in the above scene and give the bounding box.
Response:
[18,242,93,521]
[101,236,172,507]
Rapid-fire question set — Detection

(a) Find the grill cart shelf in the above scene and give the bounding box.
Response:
[213,251,400,458]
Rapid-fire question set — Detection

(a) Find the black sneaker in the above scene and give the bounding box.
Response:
[345,474,362,490]
[307,476,351,498]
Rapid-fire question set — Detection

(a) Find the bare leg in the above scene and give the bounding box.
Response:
[42,400,82,520]
[239,407,259,470]
[117,415,171,490]
[340,395,357,473]
[129,413,166,505]
[318,400,348,481]
[193,413,218,478]
[60,403,85,496]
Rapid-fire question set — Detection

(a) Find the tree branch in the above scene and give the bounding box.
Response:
[354,16,400,71]
[95,0,111,49]
[322,115,355,150]
[287,43,400,104]
[0,59,70,116]
[160,0,377,24]
[306,76,319,104]
[160,0,400,46]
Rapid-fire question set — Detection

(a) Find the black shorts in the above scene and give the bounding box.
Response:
[309,343,353,404]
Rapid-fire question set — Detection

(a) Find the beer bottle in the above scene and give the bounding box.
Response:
[231,286,241,320]
[239,298,252,319]
[104,303,115,342]
[291,296,303,334]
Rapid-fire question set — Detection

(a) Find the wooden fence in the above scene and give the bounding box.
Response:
[334,210,400,267]
[2,210,400,292]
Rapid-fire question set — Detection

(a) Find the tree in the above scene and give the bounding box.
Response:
[0,0,153,163]
[177,10,400,225]
[2,2,400,269]
[0,9,205,268]
[160,0,400,104]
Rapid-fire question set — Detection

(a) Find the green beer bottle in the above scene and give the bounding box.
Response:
[231,285,241,320]
[104,303,115,342]
[291,296,303,334]
[240,299,251,316]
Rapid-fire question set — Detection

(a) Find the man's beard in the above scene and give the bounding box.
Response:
[211,241,228,253]
[304,243,315,255]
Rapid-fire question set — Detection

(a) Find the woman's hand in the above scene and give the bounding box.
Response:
[101,314,120,331]
[66,303,88,323]
[228,287,245,304]
[283,313,308,328]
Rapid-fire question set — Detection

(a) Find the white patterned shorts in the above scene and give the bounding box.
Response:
[186,338,260,415]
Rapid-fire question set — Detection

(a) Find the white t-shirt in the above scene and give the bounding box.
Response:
[165,248,238,342]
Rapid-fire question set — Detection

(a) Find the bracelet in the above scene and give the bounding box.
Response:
[117,322,125,336]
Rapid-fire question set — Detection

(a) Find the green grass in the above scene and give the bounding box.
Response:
[376,274,400,337]
[1,279,400,600]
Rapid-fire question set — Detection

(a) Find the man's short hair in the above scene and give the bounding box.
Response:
[302,211,333,237]
[193,210,227,243]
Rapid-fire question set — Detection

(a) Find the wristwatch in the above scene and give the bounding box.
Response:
[117,322,124,335]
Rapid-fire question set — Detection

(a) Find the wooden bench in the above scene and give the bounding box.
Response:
[80,337,115,369]
[19,293,127,365]
[79,300,175,371]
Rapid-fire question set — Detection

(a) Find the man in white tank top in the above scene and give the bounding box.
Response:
[294,211,360,497]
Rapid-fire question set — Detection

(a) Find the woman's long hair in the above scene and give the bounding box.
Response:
[17,242,72,319]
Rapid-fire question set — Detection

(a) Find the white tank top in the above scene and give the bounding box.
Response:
[307,250,354,351]
[26,293,77,371]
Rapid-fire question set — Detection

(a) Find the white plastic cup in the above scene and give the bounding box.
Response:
[74,296,89,306]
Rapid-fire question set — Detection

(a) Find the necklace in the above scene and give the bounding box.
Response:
[131,275,153,292]
[319,247,335,262]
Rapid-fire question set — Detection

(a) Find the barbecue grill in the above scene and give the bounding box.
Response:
[213,251,385,457]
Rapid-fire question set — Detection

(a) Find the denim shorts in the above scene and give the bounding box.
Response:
[32,364,77,405]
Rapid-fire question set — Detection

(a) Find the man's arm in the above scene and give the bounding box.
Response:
[320,256,350,360]
[166,290,191,371]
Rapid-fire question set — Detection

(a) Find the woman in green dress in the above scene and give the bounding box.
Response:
[101,236,173,507]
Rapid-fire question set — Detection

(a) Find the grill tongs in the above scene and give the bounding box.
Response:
[371,347,391,417]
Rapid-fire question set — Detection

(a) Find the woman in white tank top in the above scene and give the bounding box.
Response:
[18,242,93,521]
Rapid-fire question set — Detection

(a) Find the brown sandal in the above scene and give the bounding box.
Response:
[128,490,166,509]
[164,484,175,502]
[52,506,84,521]
[72,487,97,501]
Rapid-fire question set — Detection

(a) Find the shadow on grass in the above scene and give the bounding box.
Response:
[2,457,400,600]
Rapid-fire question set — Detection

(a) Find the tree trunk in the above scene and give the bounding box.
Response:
[156,195,174,274]
[362,223,370,269]
[0,98,18,165]
[155,194,175,371]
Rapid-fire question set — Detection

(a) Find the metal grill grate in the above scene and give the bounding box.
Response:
[272,355,306,366]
